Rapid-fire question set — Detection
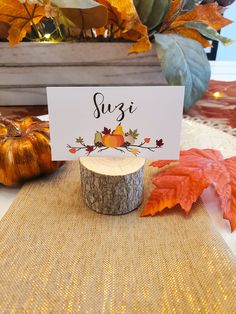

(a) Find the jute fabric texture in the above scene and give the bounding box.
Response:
[1,162,236,313]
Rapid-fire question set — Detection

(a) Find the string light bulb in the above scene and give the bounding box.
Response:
[44,33,51,40]
[212,91,222,99]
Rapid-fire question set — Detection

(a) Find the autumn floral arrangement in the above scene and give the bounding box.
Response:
[67,124,164,156]
[0,0,234,109]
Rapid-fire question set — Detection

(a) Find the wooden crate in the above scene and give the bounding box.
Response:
[0,42,167,106]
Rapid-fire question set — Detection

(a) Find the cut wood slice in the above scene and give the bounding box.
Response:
[79,157,145,215]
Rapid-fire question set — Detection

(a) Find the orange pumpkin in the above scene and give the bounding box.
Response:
[102,134,124,148]
[0,116,64,186]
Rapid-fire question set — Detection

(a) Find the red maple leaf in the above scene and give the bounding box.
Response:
[156,139,164,147]
[141,148,236,232]
[86,145,94,154]
[102,127,111,135]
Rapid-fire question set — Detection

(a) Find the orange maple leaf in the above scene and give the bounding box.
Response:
[161,0,183,28]
[96,0,151,53]
[0,21,9,39]
[0,0,45,46]
[172,3,232,31]
[141,149,236,232]
[222,157,236,231]
[161,2,232,48]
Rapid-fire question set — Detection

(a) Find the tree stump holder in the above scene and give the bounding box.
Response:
[80,157,145,215]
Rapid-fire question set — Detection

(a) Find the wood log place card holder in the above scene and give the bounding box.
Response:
[80,157,145,215]
[47,86,184,215]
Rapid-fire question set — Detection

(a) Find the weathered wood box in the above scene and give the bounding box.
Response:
[0,42,167,106]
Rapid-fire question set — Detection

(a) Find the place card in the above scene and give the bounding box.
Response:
[47,86,184,160]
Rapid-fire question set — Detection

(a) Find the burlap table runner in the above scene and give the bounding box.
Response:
[1,162,236,313]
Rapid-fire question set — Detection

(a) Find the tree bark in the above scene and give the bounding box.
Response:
[80,157,145,215]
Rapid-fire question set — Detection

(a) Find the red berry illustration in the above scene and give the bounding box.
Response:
[144,137,151,143]
[69,148,77,154]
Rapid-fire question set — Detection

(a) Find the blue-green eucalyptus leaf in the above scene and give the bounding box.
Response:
[155,33,211,111]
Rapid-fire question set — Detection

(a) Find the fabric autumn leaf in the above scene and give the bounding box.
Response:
[172,3,232,30]
[0,0,46,46]
[0,21,9,39]
[96,0,151,53]
[161,2,233,48]
[141,149,236,232]
[223,157,236,230]
[54,0,108,30]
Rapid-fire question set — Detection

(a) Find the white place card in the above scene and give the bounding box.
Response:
[47,86,184,160]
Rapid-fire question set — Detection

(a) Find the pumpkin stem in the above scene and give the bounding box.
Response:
[0,117,21,137]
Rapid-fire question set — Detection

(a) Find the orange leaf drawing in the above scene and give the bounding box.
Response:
[141,149,236,232]
[96,0,151,53]
[0,0,45,46]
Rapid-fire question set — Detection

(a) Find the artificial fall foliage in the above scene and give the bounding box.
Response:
[0,0,232,50]
[97,0,151,53]
[162,2,233,47]
[141,148,236,232]
[0,0,150,52]
[0,0,45,46]
[0,0,234,109]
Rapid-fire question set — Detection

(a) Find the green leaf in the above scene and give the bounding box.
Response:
[129,129,139,140]
[184,21,234,46]
[53,0,108,30]
[134,0,170,30]
[155,33,211,111]
[76,137,84,144]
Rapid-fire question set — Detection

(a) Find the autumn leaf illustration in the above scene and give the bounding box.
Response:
[156,139,164,147]
[131,148,139,156]
[128,129,139,140]
[0,0,45,46]
[102,127,111,135]
[86,145,94,154]
[76,137,84,144]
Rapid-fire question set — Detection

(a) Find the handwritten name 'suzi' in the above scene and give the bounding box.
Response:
[93,92,137,122]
